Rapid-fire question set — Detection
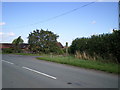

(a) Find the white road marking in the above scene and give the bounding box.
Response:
[22,66,57,80]
[2,60,57,80]
[2,60,14,65]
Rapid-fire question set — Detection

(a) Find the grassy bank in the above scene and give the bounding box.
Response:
[37,55,119,74]
[2,53,42,56]
[13,53,41,56]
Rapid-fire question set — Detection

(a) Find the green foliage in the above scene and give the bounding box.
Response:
[12,36,24,53]
[69,30,120,63]
[2,48,14,53]
[28,29,63,54]
[12,36,24,44]
[13,53,42,56]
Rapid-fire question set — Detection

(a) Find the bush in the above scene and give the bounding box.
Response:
[69,30,120,63]
[2,48,14,53]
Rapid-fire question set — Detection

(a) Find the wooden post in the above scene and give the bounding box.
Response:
[66,42,68,56]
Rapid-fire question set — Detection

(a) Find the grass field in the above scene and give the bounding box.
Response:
[37,55,119,74]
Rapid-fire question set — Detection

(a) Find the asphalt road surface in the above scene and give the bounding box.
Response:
[2,54,118,88]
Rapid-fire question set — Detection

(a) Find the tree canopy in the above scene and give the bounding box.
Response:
[12,36,24,45]
[28,29,63,54]
[12,36,24,53]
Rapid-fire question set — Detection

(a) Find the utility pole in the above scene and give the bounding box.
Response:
[66,42,68,56]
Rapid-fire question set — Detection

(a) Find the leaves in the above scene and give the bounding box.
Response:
[12,36,24,53]
[28,29,62,54]
[69,30,120,63]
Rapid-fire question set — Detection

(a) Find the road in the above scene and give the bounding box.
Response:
[2,54,118,88]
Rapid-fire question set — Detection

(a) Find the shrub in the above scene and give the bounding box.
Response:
[2,48,14,53]
[69,30,120,63]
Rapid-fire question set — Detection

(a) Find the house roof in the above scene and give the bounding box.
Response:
[56,42,64,48]
[0,42,64,49]
[0,43,29,49]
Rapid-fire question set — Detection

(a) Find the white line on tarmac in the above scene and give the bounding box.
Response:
[2,60,14,65]
[22,66,57,80]
[2,60,57,80]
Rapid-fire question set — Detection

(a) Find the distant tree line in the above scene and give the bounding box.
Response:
[69,30,120,63]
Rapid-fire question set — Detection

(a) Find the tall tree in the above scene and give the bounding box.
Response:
[28,29,62,54]
[12,36,24,53]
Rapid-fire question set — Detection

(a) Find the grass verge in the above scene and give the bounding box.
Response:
[2,53,42,56]
[37,55,119,74]
[13,53,41,56]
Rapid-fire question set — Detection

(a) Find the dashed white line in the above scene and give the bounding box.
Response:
[2,60,57,80]
[22,66,57,80]
[2,60,14,65]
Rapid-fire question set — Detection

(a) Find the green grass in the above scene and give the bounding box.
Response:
[13,53,41,56]
[2,53,42,56]
[37,55,119,74]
